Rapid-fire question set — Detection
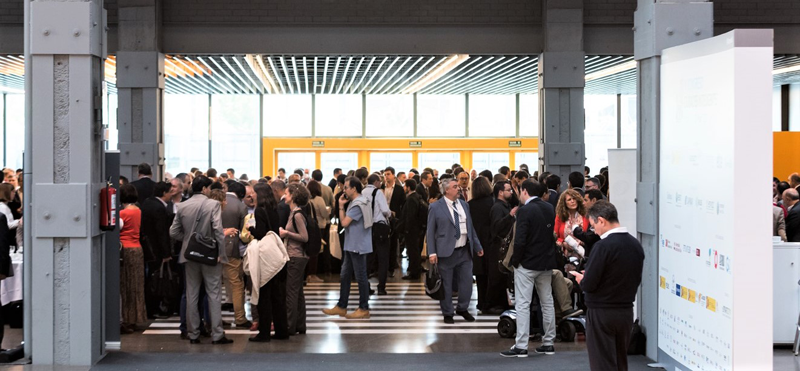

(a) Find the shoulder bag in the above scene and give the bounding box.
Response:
[184,199,219,266]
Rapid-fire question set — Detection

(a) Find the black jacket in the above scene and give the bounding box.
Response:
[787,205,800,242]
[131,177,156,205]
[277,199,291,230]
[572,226,600,259]
[0,214,10,279]
[511,198,557,271]
[383,183,406,215]
[490,199,515,244]
[328,178,338,193]
[547,189,559,210]
[468,195,494,275]
[402,192,426,237]
[140,197,172,261]
[581,231,644,309]
[250,206,280,240]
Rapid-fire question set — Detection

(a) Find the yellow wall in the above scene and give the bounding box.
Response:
[774,132,800,179]
[261,137,539,177]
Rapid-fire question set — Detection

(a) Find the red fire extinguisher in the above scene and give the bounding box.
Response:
[100,178,116,231]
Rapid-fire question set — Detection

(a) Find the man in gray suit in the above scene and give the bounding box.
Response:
[221,181,250,328]
[427,178,484,324]
[170,175,233,345]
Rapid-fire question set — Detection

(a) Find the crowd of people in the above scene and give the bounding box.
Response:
[116,160,644,368]
[773,173,800,243]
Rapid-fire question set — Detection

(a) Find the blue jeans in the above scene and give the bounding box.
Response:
[337,251,370,310]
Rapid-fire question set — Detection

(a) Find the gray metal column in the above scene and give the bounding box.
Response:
[116,0,164,181]
[537,0,585,182]
[633,0,713,360]
[28,0,108,365]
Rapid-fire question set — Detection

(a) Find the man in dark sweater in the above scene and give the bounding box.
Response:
[572,200,644,371]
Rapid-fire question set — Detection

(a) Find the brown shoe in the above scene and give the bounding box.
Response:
[322,306,347,317]
[345,308,370,319]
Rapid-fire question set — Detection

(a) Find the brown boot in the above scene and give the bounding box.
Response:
[322,305,348,317]
[345,308,370,319]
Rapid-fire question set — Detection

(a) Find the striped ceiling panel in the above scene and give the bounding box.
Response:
[0,54,795,96]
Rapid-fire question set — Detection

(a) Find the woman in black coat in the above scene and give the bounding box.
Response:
[467,177,495,314]
[248,183,288,342]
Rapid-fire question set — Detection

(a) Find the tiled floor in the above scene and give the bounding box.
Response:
[124,275,586,353]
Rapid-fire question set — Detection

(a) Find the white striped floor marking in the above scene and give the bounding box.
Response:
[144,329,497,335]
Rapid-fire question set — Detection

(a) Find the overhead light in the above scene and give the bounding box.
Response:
[773,64,800,75]
[402,54,469,94]
[584,60,637,82]
[0,86,23,94]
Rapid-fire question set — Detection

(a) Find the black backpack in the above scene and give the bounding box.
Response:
[293,207,322,258]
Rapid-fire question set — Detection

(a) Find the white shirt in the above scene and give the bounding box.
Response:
[0,202,19,229]
[600,226,628,239]
[447,198,468,248]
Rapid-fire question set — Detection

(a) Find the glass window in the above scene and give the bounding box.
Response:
[468,95,516,137]
[263,94,312,137]
[584,95,618,175]
[211,95,261,178]
[366,95,413,137]
[773,86,782,132]
[519,94,539,137]
[315,94,362,137]
[472,152,509,173]
[164,95,209,176]
[321,152,358,181]
[620,95,637,148]
[417,95,465,137]
[418,152,461,175]
[106,93,118,151]
[370,152,412,173]
[514,152,539,172]
[277,152,315,176]
[0,96,4,167]
[5,95,24,170]
[791,84,800,132]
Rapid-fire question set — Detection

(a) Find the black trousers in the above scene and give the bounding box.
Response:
[475,274,488,311]
[586,307,633,371]
[256,266,289,340]
[389,230,400,272]
[371,223,391,291]
[405,231,422,277]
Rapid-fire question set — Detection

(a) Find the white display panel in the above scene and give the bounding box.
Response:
[657,30,772,371]
[607,149,636,237]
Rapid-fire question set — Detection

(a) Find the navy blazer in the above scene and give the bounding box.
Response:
[426,197,483,258]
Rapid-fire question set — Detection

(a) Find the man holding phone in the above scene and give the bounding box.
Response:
[570,201,644,371]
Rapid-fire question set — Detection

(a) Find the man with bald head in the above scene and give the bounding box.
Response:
[784,188,800,242]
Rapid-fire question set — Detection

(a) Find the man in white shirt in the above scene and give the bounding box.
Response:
[363,174,393,295]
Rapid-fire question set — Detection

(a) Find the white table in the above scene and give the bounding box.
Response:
[0,257,22,306]
[774,242,800,344]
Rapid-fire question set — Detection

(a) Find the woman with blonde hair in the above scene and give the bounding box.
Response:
[554,189,590,269]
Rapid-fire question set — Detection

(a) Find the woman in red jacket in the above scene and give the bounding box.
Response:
[554,189,589,270]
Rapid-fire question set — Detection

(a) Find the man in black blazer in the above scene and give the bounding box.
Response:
[571,201,644,370]
[401,179,425,279]
[784,188,800,242]
[141,181,174,318]
[545,174,562,210]
[501,179,558,358]
[382,167,406,274]
[131,163,156,205]
[328,168,342,192]
[271,180,290,229]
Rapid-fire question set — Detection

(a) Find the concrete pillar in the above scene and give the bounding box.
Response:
[633,0,713,360]
[537,0,585,183]
[116,0,164,181]
[27,0,108,365]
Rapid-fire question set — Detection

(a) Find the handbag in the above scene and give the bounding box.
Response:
[499,223,516,273]
[184,199,219,266]
[329,224,342,260]
[425,264,445,301]
[148,260,181,300]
